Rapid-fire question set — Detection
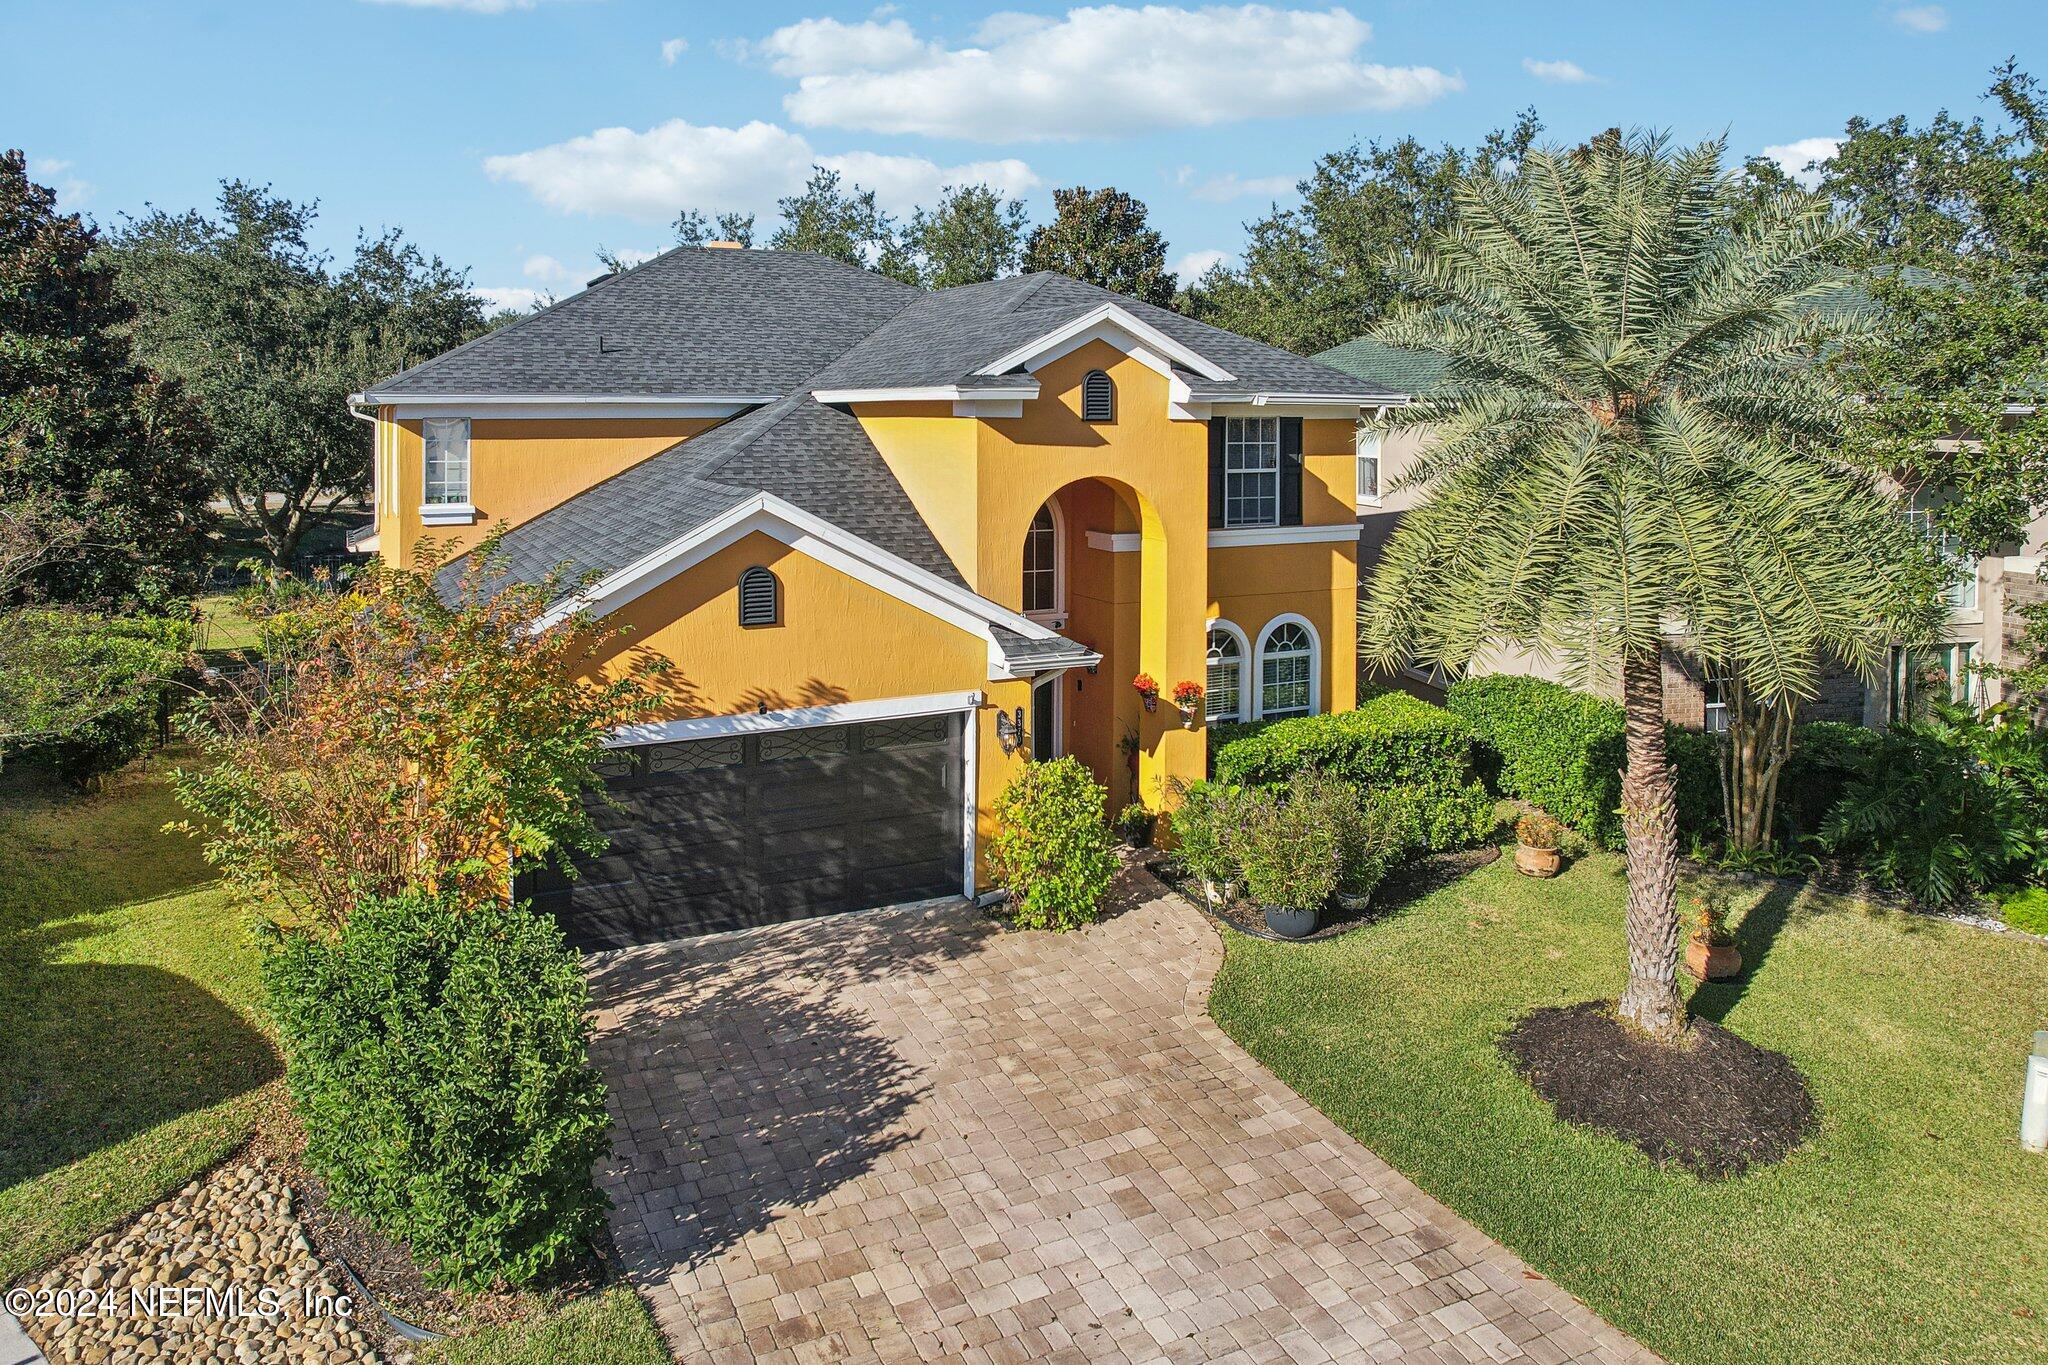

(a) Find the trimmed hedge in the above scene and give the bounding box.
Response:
[1211,692,1494,850]
[1446,675,1628,845]
[263,889,612,1289]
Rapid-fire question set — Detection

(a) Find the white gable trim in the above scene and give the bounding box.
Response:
[975,303,1234,384]
[355,391,778,421]
[607,690,983,748]
[811,384,1040,405]
[538,493,1066,681]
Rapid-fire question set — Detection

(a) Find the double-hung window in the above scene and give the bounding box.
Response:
[423,419,471,507]
[1356,428,1383,506]
[1223,417,1281,528]
[1205,627,1243,723]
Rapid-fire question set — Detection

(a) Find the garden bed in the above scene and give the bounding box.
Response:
[1152,843,1500,942]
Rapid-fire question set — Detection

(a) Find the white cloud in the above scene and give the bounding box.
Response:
[1172,249,1233,281]
[29,157,92,210]
[660,36,688,65]
[484,118,1039,221]
[1892,4,1948,32]
[1521,57,1597,84]
[737,16,926,76]
[1177,167,1296,203]
[522,253,568,281]
[475,285,546,312]
[744,5,1458,142]
[1760,136,1842,189]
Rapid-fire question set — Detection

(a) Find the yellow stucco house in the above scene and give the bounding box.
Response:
[353,246,1403,947]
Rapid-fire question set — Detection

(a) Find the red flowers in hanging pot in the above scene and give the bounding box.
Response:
[1132,673,1160,711]
[1170,680,1203,726]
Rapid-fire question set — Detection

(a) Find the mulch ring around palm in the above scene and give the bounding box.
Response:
[1499,1002,1818,1179]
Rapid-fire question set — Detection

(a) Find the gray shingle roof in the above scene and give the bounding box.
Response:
[368,247,918,398]
[1312,337,1448,397]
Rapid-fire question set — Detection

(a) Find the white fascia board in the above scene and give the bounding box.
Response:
[974,303,1234,383]
[542,493,1064,656]
[953,399,1024,418]
[1088,525,1361,552]
[607,689,983,748]
[354,390,779,406]
[811,385,1039,405]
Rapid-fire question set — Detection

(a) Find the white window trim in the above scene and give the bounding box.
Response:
[419,502,479,526]
[1205,619,1251,724]
[1356,427,1384,509]
[1085,524,1359,552]
[1254,613,1321,719]
[1222,416,1283,530]
[1023,498,1066,622]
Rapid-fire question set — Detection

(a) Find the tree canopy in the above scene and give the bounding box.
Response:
[1022,186,1175,307]
[1,150,211,604]
[106,182,486,565]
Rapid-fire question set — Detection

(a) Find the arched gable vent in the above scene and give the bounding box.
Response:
[738,566,780,626]
[1082,370,1116,423]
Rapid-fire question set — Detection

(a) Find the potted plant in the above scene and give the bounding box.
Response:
[1334,792,1414,912]
[1226,773,1343,939]
[1170,680,1204,728]
[1167,778,1242,906]
[1685,896,1743,980]
[1114,802,1154,848]
[1132,672,1160,711]
[1513,811,1564,878]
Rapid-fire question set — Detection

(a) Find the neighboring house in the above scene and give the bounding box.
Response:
[352,246,1394,946]
[1315,332,2048,729]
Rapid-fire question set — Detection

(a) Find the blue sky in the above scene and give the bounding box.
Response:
[7,1,2044,311]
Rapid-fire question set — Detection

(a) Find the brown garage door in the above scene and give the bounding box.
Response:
[519,712,966,949]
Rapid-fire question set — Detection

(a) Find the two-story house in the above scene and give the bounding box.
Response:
[352,246,1396,948]
[1318,332,2048,730]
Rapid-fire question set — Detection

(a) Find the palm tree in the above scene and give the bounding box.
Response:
[1360,132,1931,1043]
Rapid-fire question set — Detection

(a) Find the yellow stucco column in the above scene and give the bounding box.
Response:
[1134,501,1209,811]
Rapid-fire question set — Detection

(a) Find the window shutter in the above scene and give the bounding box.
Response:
[1207,419,1226,528]
[738,567,779,626]
[1279,417,1303,525]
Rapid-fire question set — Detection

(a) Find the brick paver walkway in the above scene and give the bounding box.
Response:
[588,877,1658,1365]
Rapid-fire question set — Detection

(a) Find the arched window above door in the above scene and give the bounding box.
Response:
[1022,500,1063,616]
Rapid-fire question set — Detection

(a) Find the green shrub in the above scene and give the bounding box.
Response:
[1226,771,1349,912]
[988,757,1120,931]
[1777,722,1880,844]
[1445,675,1626,845]
[2003,888,2048,936]
[10,612,192,788]
[1212,693,1493,850]
[1823,703,2048,906]
[1347,791,1418,898]
[1664,727,1722,839]
[263,889,612,1289]
[1113,803,1155,847]
[1166,779,1245,891]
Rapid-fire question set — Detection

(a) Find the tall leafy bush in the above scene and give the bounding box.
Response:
[1822,702,2048,905]
[9,611,192,787]
[1212,692,1492,849]
[1446,675,1626,844]
[988,756,1119,931]
[263,889,611,1289]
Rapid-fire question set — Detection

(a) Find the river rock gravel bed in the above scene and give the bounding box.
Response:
[16,1161,386,1364]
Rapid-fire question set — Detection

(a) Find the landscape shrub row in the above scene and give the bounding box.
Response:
[1212,691,1494,851]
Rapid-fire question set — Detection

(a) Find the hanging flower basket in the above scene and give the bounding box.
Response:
[1170,680,1203,727]
[1132,672,1160,712]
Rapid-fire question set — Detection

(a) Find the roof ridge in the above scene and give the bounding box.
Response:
[687,394,813,478]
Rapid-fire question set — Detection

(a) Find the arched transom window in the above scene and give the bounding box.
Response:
[1205,625,1245,723]
[1257,619,1317,718]
[1022,501,1061,615]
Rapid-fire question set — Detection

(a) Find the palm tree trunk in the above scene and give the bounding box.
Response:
[1616,647,1686,1042]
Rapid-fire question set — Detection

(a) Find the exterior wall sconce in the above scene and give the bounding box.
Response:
[995,706,1026,755]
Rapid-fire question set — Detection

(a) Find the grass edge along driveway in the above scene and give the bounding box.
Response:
[1209,849,2048,1365]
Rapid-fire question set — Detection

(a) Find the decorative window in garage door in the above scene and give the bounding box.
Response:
[591,749,637,780]
[860,715,953,750]
[759,725,852,762]
[647,736,746,773]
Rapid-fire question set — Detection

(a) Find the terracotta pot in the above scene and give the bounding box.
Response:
[1262,905,1318,939]
[1514,843,1562,878]
[1685,935,1744,981]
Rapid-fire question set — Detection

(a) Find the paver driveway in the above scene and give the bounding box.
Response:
[588,875,1657,1365]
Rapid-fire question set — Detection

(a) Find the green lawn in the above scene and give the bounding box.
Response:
[0,756,279,1284]
[1210,849,2048,1365]
[0,758,667,1365]
[193,592,263,657]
